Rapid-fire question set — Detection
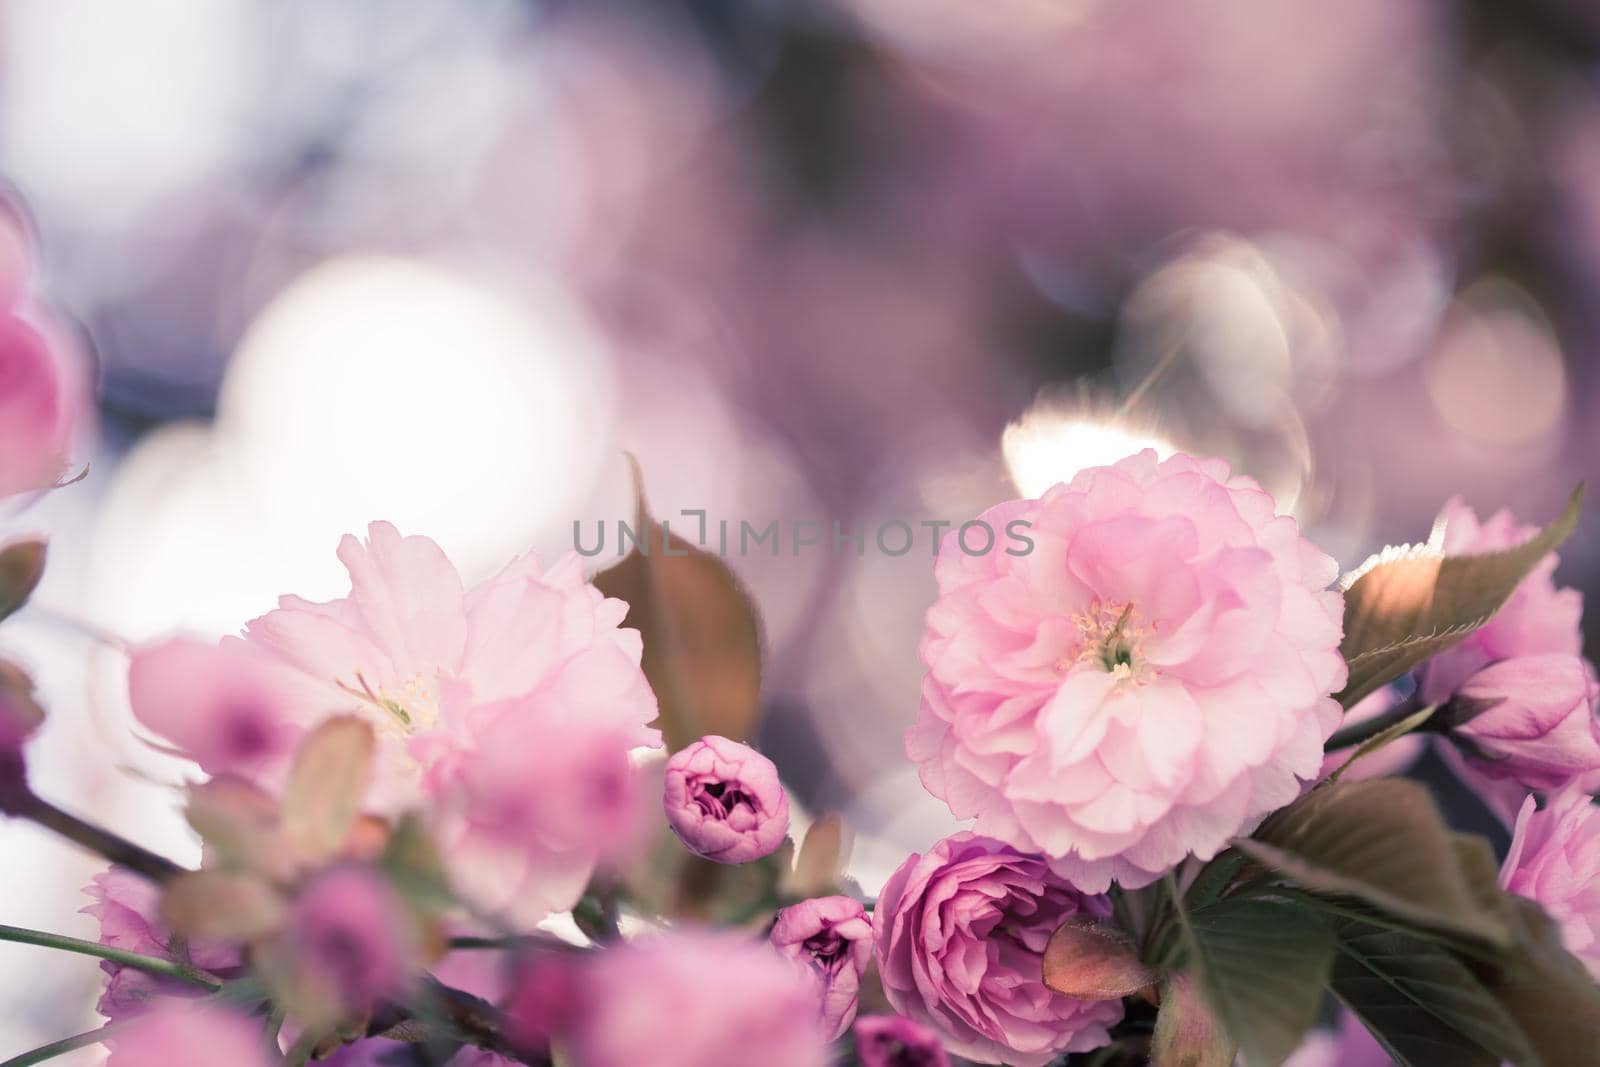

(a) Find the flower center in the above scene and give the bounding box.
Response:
[1062,600,1149,682]
[693,779,755,820]
[336,672,440,737]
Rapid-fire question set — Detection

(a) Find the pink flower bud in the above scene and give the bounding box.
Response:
[663,734,789,864]
[1450,654,1600,791]
[854,1015,953,1067]
[280,866,421,1018]
[0,312,89,499]
[771,895,873,1039]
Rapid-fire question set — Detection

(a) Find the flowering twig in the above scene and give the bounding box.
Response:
[0,924,220,989]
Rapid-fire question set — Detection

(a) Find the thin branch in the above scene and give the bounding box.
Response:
[0,1022,128,1067]
[16,794,185,882]
[0,924,218,989]
[1323,694,1425,754]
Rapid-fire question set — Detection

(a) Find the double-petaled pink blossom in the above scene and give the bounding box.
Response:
[910,451,1346,891]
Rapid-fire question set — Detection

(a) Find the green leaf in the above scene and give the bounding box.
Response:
[0,540,46,623]
[1152,972,1237,1067]
[280,716,374,865]
[1042,916,1159,1000]
[1336,486,1582,708]
[1474,895,1600,1067]
[1238,778,1509,945]
[783,812,850,898]
[1329,919,1537,1067]
[1172,895,1334,1067]
[592,456,763,750]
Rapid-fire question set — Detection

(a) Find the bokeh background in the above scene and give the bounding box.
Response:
[4,0,1600,1054]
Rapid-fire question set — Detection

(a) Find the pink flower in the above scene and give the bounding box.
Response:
[82,868,241,1021]
[1417,499,1584,705]
[1501,788,1600,978]
[106,1001,274,1067]
[911,451,1345,891]
[771,895,873,1039]
[663,735,789,864]
[1282,1013,1390,1067]
[277,866,421,1016]
[568,929,828,1067]
[0,311,89,499]
[874,832,1123,1066]
[441,708,643,926]
[241,523,659,811]
[131,522,659,924]
[854,1015,952,1067]
[128,637,318,783]
[1448,654,1600,791]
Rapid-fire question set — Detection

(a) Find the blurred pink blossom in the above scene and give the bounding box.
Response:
[105,1001,274,1067]
[279,866,421,1016]
[128,636,317,782]
[0,312,90,500]
[874,832,1123,1067]
[910,451,1346,891]
[569,929,828,1067]
[853,1014,952,1067]
[82,868,241,1021]
[770,895,873,1040]
[1417,499,1584,705]
[1501,788,1600,978]
[438,707,642,926]
[1451,654,1600,791]
[663,734,789,864]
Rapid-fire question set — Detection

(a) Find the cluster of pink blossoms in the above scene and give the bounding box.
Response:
[8,445,1597,1067]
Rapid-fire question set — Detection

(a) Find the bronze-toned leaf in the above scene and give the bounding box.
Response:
[1042,916,1159,1000]
[785,812,850,898]
[0,540,46,623]
[1329,918,1537,1067]
[281,716,375,865]
[160,870,285,941]
[1152,971,1237,1067]
[592,456,763,750]
[185,775,292,880]
[1476,895,1600,1067]
[1336,487,1582,707]
[1239,778,1508,945]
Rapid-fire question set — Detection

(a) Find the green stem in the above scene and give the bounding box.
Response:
[1323,694,1423,753]
[0,1022,128,1067]
[18,794,185,883]
[0,924,219,989]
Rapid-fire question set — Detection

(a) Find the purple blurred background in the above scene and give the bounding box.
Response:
[3,0,1600,1051]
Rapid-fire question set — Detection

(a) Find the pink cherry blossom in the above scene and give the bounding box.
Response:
[874,832,1123,1066]
[1449,653,1600,791]
[771,895,873,1039]
[106,1001,274,1067]
[0,312,90,500]
[1417,498,1584,705]
[242,523,658,803]
[910,451,1345,891]
[663,734,789,864]
[853,1015,952,1067]
[568,929,828,1067]
[1501,788,1600,978]
[82,868,241,1021]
